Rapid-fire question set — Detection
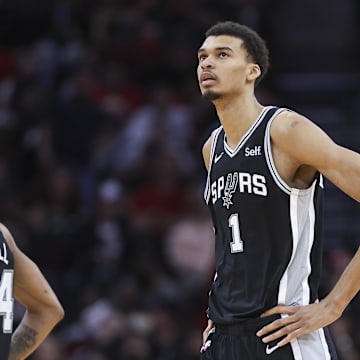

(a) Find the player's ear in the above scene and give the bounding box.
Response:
[246,64,261,82]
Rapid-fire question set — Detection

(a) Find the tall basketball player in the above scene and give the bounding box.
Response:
[197,21,360,359]
[0,223,64,359]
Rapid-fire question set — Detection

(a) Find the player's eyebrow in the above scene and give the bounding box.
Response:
[198,46,234,54]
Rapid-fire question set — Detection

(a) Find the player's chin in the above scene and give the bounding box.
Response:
[202,89,222,101]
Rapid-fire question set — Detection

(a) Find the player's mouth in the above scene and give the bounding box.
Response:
[200,71,217,86]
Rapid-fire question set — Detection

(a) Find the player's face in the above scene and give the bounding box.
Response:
[197,35,255,101]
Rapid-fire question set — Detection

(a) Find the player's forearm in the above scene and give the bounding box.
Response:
[324,246,360,315]
[9,321,39,360]
[9,307,63,360]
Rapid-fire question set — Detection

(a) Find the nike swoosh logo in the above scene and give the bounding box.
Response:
[214,152,224,164]
[265,344,279,355]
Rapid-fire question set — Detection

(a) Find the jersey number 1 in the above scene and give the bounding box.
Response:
[0,270,14,333]
[229,213,244,253]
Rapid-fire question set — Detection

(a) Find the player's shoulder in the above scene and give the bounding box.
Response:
[271,108,313,140]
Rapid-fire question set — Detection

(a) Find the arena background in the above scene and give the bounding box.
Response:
[0,0,359,359]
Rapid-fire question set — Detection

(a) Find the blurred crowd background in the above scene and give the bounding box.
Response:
[0,0,359,359]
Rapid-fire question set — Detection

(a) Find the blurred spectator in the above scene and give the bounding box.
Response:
[164,183,214,316]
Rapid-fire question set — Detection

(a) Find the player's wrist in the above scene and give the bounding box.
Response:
[321,294,344,320]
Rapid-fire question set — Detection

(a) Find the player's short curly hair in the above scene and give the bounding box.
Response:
[205,21,269,87]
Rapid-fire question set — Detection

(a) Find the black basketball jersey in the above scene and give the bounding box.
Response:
[0,230,14,360]
[204,106,325,321]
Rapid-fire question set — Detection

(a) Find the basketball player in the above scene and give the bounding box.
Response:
[198,21,360,359]
[0,223,64,359]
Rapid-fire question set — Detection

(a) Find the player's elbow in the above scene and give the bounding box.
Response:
[39,299,65,326]
[26,300,64,331]
[51,301,65,324]
[54,303,65,323]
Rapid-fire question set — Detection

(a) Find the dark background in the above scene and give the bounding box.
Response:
[0,0,359,359]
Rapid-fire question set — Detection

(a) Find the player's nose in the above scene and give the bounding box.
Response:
[200,55,215,69]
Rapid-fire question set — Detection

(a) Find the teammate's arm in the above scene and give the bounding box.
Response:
[257,246,360,346]
[256,111,360,346]
[1,223,64,360]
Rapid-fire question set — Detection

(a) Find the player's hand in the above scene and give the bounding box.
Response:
[202,319,215,344]
[256,300,342,347]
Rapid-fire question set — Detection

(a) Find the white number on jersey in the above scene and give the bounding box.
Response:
[0,270,14,333]
[228,213,244,253]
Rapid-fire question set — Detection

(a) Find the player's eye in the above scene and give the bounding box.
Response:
[219,52,228,58]
[199,54,207,62]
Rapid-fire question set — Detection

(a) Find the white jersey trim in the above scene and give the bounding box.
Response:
[264,109,325,196]
[204,106,275,203]
[278,181,317,306]
[318,328,332,360]
[264,108,292,194]
[224,106,274,157]
[279,180,332,359]
[204,126,223,204]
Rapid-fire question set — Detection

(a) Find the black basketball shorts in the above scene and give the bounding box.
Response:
[200,315,338,360]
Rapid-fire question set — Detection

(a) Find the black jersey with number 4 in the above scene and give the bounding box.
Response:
[0,231,14,360]
[203,106,333,357]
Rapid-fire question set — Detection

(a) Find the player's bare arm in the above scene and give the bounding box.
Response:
[0,223,64,360]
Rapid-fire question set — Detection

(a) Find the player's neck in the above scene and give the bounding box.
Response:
[214,95,264,150]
